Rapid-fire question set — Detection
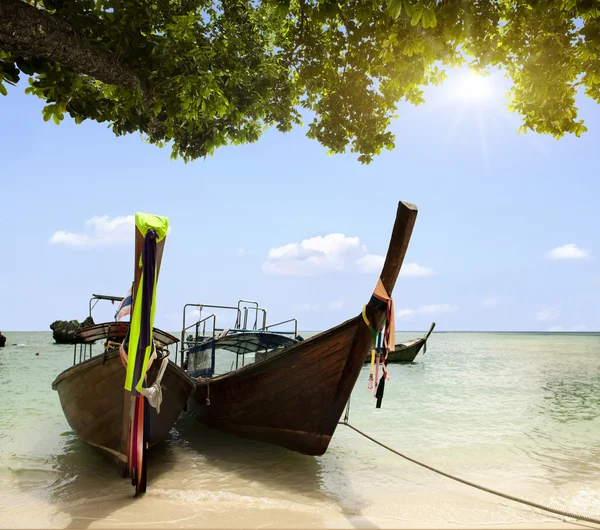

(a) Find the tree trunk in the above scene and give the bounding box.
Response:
[0,0,141,93]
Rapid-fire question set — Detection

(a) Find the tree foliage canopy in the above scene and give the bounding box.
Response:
[1,0,599,163]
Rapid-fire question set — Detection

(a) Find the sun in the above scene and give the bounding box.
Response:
[455,71,493,101]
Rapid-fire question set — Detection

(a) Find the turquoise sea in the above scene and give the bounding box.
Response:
[0,331,599,528]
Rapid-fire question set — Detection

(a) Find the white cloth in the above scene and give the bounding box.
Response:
[140,356,169,413]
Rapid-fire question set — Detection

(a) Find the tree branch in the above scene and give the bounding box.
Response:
[0,0,163,133]
[0,0,141,88]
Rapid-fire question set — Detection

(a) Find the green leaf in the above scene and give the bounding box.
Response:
[0,83,7,96]
[403,0,416,17]
[42,104,55,122]
[421,6,437,28]
[387,0,403,20]
[410,6,424,26]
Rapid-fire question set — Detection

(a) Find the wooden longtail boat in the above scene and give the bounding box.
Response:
[186,201,418,456]
[364,322,436,364]
[0,331,5,348]
[52,213,194,495]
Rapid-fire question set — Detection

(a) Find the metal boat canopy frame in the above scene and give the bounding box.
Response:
[180,299,300,376]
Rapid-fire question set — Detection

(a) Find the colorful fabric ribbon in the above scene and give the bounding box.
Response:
[362,279,394,408]
[372,278,395,353]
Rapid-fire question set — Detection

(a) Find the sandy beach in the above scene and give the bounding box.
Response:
[2,332,599,530]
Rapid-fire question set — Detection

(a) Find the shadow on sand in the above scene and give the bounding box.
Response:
[175,414,328,498]
[174,413,375,524]
[20,412,379,528]
[30,433,177,529]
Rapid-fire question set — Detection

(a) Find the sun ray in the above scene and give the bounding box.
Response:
[453,71,494,101]
[476,104,490,173]
[392,66,551,162]
[444,99,468,148]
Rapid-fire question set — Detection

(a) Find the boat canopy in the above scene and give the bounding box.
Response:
[76,321,179,346]
[187,330,297,356]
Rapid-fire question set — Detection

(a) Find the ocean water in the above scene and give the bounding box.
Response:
[0,331,599,528]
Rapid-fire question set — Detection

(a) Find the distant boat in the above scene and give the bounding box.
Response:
[0,331,6,348]
[51,213,194,495]
[185,201,418,456]
[365,322,436,364]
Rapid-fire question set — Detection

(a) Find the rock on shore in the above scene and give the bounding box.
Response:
[50,317,95,344]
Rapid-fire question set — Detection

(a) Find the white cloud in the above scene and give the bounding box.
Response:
[399,263,435,277]
[536,307,560,322]
[483,297,497,307]
[49,215,134,247]
[263,233,362,276]
[548,326,564,332]
[263,233,433,278]
[397,304,458,319]
[356,254,385,273]
[328,299,345,311]
[182,308,201,320]
[545,244,591,261]
[570,324,587,332]
[237,248,247,256]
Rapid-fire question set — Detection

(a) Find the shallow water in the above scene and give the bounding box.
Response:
[1,331,599,528]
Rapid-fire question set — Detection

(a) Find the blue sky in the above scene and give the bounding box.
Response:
[1,67,598,333]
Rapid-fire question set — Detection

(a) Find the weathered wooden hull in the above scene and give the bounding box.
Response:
[364,322,435,364]
[187,201,419,456]
[188,311,383,456]
[52,349,194,465]
[388,339,425,362]
[362,339,424,364]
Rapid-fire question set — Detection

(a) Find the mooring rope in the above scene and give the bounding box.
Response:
[338,420,600,526]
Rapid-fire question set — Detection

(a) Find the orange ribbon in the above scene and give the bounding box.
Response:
[372,278,395,353]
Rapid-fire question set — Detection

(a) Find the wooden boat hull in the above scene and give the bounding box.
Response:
[387,339,425,362]
[188,313,379,455]
[362,338,425,364]
[187,201,419,456]
[364,322,435,364]
[52,350,194,465]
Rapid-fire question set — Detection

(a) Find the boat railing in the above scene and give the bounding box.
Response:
[181,299,300,371]
[235,300,259,328]
[180,311,219,367]
[72,342,95,365]
[190,314,217,345]
[234,300,268,331]
[242,306,267,330]
[264,318,298,338]
[197,314,217,340]
[181,303,240,335]
[209,326,298,337]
